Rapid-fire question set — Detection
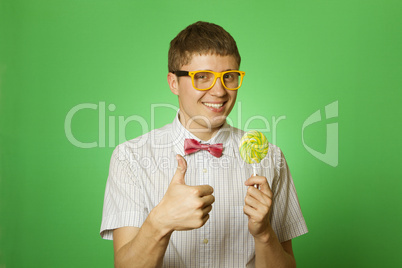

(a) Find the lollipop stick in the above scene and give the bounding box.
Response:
[252,162,257,176]
[252,162,259,189]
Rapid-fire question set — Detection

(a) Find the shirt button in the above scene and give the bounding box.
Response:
[203,168,207,173]
[203,238,208,244]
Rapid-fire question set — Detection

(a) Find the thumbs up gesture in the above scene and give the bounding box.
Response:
[150,155,215,234]
[170,154,189,185]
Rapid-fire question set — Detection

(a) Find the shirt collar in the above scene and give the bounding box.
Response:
[171,111,236,157]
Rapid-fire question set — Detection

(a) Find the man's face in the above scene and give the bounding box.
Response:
[168,54,239,139]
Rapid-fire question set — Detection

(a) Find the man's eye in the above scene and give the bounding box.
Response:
[194,72,209,80]
[224,72,238,81]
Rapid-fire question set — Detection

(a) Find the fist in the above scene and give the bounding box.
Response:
[243,175,273,240]
[152,155,215,233]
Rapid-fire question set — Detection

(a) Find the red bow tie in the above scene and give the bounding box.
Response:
[184,139,223,158]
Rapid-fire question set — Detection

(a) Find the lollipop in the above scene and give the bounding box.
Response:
[239,130,269,176]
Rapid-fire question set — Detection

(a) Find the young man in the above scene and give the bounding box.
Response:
[100,21,307,267]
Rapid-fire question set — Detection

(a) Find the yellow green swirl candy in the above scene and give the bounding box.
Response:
[239,130,269,164]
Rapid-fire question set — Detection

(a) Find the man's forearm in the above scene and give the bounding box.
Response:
[254,229,296,268]
[114,216,172,268]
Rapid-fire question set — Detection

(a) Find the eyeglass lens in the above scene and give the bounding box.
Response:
[193,71,241,90]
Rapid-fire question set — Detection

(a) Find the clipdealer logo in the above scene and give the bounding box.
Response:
[302,101,339,167]
[63,102,286,149]
[64,100,339,167]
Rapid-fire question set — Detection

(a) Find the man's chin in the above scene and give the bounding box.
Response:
[211,115,227,126]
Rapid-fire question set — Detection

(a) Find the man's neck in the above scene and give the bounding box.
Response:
[189,128,221,142]
[178,114,224,142]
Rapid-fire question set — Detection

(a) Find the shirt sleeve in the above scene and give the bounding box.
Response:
[100,144,147,240]
[269,148,308,242]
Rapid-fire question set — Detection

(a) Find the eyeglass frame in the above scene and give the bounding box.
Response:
[172,70,246,91]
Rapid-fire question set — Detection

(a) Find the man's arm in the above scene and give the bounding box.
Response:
[113,226,168,268]
[254,234,296,267]
[112,155,215,268]
[244,176,296,268]
[113,219,171,268]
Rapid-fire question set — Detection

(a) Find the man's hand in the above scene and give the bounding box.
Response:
[244,175,273,242]
[150,154,215,235]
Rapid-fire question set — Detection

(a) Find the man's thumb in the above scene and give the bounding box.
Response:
[171,154,187,185]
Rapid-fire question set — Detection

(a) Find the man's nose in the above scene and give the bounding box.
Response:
[209,78,226,97]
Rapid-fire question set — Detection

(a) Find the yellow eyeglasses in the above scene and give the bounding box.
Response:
[173,70,245,91]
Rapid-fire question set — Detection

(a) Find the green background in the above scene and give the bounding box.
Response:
[1,0,401,267]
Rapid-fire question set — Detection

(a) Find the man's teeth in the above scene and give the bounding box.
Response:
[204,103,223,108]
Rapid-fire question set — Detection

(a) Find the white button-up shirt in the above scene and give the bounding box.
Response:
[101,115,308,267]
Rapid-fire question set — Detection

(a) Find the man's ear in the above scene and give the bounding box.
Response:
[167,72,179,95]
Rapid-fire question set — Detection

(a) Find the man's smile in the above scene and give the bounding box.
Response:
[202,102,225,109]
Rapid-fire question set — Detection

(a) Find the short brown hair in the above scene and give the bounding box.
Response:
[168,21,241,72]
